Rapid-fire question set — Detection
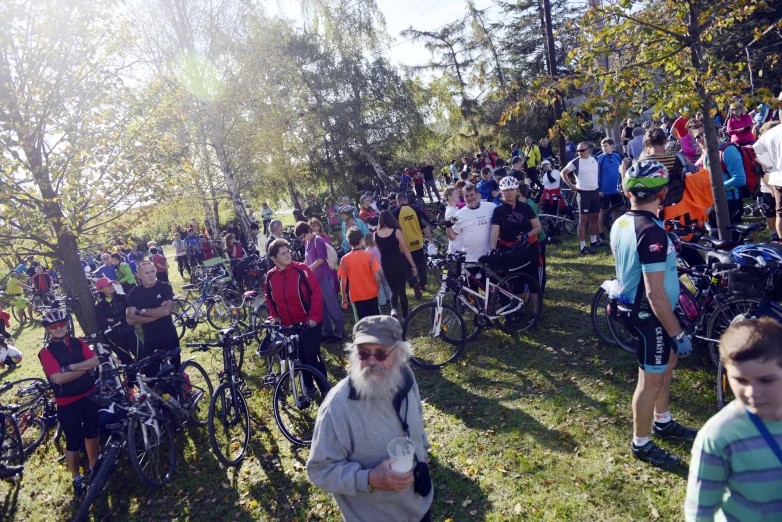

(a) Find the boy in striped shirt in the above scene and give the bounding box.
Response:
[685,318,782,521]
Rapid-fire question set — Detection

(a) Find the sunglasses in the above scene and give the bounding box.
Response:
[577,148,589,153]
[47,323,68,331]
[695,134,704,140]
[357,344,397,361]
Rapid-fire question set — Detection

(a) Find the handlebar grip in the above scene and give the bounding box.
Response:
[714,263,739,270]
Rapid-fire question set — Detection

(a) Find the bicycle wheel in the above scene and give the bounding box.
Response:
[1,413,24,467]
[249,302,270,342]
[0,377,47,410]
[562,218,577,236]
[432,233,448,254]
[206,299,238,330]
[402,302,466,369]
[706,296,761,368]
[73,443,118,522]
[606,314,636,353]
[452,293,483,343]
[178,361,213,427]
[273,365,330,446]
[590,287,617,346]
[171,299,190,340]
[538,215,556,237]
[128,411,176,488]
[18,415,46,454]
[208,382,250,466]
[221,286,243,307]
[11,307,24,324]
[717,360,735,409]
[489,273,542,335]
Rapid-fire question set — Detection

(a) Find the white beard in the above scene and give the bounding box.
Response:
[348,351,405,402]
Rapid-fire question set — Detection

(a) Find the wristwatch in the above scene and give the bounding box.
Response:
[61,365,72,373]
[367,475,375,493]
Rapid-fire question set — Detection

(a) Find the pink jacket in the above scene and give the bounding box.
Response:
[727,113,754,145]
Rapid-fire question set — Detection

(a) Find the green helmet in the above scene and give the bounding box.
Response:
[624,160,669,193]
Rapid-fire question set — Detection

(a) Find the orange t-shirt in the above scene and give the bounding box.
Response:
[662,168,714,240]
[337,249,381,302]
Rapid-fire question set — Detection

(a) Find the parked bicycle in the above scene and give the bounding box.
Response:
[172,272,245,339]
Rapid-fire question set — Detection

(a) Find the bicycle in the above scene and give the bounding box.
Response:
[0,405,25,479]
[537,211,577,237]
[2,380,60,455]
[403,250,542,369]
[602,193,630,233]
[186,328,254,465]
[74,352,177,522]
[255,322,331,446]
[172,272,245,338]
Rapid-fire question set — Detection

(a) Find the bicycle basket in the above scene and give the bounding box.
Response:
[727,268,767,299]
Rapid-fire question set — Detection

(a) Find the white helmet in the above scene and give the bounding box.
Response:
[540,159,551,167]
[499,176,520,191]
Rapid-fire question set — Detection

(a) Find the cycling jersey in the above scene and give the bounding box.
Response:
[392,204,427,252]
[610,210,678,312]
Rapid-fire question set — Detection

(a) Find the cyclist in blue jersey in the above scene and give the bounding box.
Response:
[609,160,697,468]
[597,138,623,242]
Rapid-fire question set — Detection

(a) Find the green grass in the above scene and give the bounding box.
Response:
[0,223,735,521]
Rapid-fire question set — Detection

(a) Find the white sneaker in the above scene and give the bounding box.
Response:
[390,308,398,319]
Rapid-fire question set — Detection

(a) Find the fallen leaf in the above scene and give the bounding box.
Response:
[514,503,522,514]
[462,498,472,507]
[541,480,552,487]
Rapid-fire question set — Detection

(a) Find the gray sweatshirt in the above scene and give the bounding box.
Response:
[306,369,433,522]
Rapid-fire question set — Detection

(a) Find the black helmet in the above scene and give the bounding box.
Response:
[257,331,285,357]
[41,309,69,327]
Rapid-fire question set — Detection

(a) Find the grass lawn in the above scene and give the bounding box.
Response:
[0,217,740,521]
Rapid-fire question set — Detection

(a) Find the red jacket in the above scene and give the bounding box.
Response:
[264,261,323,325]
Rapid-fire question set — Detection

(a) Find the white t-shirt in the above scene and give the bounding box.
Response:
[542,168,561,190]
[445,205,462,254]
[565,156,599,191]
[452,203,494,262]
[754,124,782,186]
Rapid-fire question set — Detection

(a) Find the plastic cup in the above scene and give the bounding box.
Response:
[387,437,415,473]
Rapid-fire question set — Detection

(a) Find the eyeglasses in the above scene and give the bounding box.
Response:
[695,134,704,140]
[47,323,68,331]
[577,148,589,153]
[357,344,397,361]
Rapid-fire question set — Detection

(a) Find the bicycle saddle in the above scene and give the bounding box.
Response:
[243,290,257,298]
[181,284,197,290]
[699,236,737,250]
[727,223,766,234]
[219,327,238,337]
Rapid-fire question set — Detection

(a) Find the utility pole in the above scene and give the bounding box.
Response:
[542,0,567,168]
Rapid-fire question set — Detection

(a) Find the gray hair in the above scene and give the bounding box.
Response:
[632,126,644,137]
[269,219,282,231]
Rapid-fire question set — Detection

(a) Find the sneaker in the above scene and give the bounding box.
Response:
[390,308,398,319]
[630,440,681,467]
[599,232,607,241]
[0,464,23,480]
[580,246,596,255]
[652,420,698,441]
[73,476,86,496]
[591,239,605,247]
[414,284,422,300]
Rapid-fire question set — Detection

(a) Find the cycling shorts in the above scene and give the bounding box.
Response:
[629,320,673,373]
[577,189,600,214]
[759,192,776,219]
[599,193,624,210]
[57,396,100,451]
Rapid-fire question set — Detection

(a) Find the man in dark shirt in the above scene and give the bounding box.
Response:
[126,261,180,371]
[26,255,40,278]
[421,162,440,203]
[508,156,525,183]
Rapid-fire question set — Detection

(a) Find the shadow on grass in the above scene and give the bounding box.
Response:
[0,479,21,521]
[429,454,491,521]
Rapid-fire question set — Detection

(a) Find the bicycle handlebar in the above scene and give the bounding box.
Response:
[256,322,307,334]
[184,329,258,350]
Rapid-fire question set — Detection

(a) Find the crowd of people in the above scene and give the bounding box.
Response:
[3,95,782,521]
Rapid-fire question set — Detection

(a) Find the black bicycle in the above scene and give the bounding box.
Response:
[186,328,254,466]
[256,323,331,446]
[0,405,24,479]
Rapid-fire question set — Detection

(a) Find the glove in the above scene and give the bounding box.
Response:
[520,233,529,243]
[427,244,437,256]
[671,332,692,357]
[444,220,454,229]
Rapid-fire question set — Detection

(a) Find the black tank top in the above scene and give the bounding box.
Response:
[374,229,405,266]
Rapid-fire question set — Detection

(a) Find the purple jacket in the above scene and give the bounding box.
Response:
[305,235,332,281]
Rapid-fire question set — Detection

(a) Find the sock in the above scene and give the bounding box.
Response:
[632,435,650,447]
[580,241,586,249]
[590,235,597,243]
[654,411,672,424]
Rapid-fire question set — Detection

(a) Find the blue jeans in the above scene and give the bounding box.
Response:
[319,277,344,339]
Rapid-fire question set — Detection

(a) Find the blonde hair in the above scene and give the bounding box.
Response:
[363,233,376,249]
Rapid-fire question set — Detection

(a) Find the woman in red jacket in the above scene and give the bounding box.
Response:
[264,238,328,392]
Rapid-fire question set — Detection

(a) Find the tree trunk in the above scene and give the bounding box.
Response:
[287,179,299,211]
[203,100,252,242]
[57,233,99,334]
[688,4,730,240]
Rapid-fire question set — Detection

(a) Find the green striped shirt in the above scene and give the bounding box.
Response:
[685,401,782,522]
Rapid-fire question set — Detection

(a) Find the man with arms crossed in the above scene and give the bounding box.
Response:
[561,142,602,255]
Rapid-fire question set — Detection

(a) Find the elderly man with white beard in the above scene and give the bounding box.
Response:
[306,315,433,522]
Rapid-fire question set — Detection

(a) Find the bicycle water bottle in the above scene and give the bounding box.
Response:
[616,294,632,313]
